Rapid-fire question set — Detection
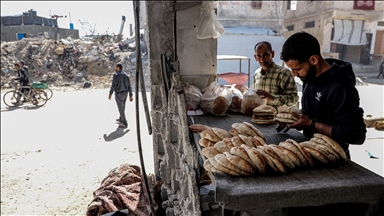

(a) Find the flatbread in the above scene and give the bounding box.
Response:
[203,158,215,172]
[300,141,339,162]
[255,148,279,173]
[241,145,267,174]
[242,122,265,141]
[287,139,314,167]
[303,147,329,164]
[314,133,347,161]
[253,136,267,146]
[232,123,257,137]
[275,117,296,124]
[199,138,216,147]
[251,118,276,125]
[259,146,287,173]
[270,144,301,167]
[268,145,296,169]
[209,158,241,176]
[279,141,308,167]
[189,124,212,132]
[229,128,239,136]
[223,152,255,174]
[202,147,221,159]
[200,129,221,142]
[230,146,255,169]
[214,141,231,153]
[212,127,232,140]
[238,134,254,148]
[231,136,245,147]
[222,137,235,149]
[276,113,299,121]
[215,154,251,176]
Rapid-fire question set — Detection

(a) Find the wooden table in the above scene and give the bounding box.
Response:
[190,113,384,215]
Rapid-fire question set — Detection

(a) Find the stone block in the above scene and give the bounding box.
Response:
[160,161,171,185]
[161,184,169,202]
[151,85,164,111]
[165,207,174,216]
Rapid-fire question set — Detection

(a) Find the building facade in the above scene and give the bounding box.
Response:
[282,0,384,64]
[1,10,79,42]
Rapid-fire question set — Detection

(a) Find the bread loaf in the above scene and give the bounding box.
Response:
[232,123,257,137]
[189,124,212,132]
[303,147,329,164]
[214,141,231,153]
[242,122,266,141]
[313,133,347,161]
[209,158,241,176]
[238,134,254,148]
[215,154,251,176]
[212,127,232,140]
[223,152,255,174]
[202,147,221,159]
[200,129,221,142]
[230,146,255,169]
[241,145,267,174]
[199,138,216,147]
[268,145,296,169]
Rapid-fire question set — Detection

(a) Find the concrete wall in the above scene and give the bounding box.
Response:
[217,1,283,33]
[1,25,79,42]
[176,3,217,90]
[147,1,201,215]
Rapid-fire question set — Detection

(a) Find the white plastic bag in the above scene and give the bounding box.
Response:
[241,89,263,116]
[184,83,202,110]
[196,1,225,39]
[200,82,232,116]
[228,84,243,113]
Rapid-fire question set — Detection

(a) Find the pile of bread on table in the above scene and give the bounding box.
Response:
[190,119,347,176]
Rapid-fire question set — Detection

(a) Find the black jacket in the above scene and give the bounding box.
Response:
[15,68,29,83]
[302,59,366,151]
[109,70,133,97]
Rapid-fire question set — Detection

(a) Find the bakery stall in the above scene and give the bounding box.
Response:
[188,111,384,216]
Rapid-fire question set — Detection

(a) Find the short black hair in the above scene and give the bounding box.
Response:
[19,60,25,65]
[116,63,123,70]
[14,63,20,67]
[280,31,321,63]
[254,41,273,53]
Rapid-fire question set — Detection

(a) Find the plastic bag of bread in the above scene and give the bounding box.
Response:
[200,82,232,116]
[184,83,202,110]
[228,84,243,113]
[241,89,263,115]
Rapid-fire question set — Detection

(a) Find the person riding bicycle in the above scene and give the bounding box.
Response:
[19,60,29,73]
[13,63,30,104]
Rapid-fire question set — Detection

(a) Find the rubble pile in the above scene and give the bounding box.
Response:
[1,36,148,90]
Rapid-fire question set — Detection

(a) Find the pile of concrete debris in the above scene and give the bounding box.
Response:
[0,36,148,90]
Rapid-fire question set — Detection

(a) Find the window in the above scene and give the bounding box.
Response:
[287,0,297,10]
[287,25,294,31]
[304,21,315,28]
[251,0,262,9]
[378,21,384,26]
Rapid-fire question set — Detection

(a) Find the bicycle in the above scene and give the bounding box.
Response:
[34,81,53,100]
[3,81,48,107]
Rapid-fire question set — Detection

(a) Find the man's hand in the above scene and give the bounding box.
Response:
[286,112,312,131]
[108,94,112,100]
[129,97,133,102]
[256,89,274,101]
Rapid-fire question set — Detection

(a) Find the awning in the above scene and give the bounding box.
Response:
[331,19,366,46]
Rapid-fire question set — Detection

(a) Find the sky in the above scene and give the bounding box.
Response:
[1,1,136,37]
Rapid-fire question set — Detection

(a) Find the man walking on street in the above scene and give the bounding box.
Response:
[109,63,133,129]
[13,63,30,104]
[377,61,384,78]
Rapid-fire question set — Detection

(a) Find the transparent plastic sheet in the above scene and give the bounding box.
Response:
[241,89,263,116]
[228,84,243,113]
[196,1,225,39]
[200,82,232,116]
[184,83,202,110]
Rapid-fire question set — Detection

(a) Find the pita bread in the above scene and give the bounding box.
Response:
[200,129,221,142]
[230,146,255,168]
[303,147,329,164]
[276,113,299,121]
[270,144,301,167]
[222,137,235,149]
[209,158,241,176]
[253,105,277,115]
[215,154,251,176]
[202,147,221,159]
[268,145,296,169]
[199,138,216,147]
[212,127,232,140]
[242,122,265,140]
[275,117,296,124]
[252,118,276,125]
[223,152,255,174]
[232,123,257,137]
[232,136,245,147]
[214,141,231,153]
[203,159,215,172]
[310,137,328,146]
[254,148,279,173]
[277,105,298,114]
[238,134,255,148]
[253,136,267,146]
[189,124,212,132]
[279,141,308,167]
[314,133,347,161]
[241,145,267,174]
[286,139,314,167]
[300,141,339,162]
[229,128,239,136]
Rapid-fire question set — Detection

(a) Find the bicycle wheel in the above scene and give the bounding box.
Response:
[44,88,53,100]
[31,89,48,107]
[3,90,20,107]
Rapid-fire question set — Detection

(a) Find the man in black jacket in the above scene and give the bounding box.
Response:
[279,31,366,159]
[13,63,30,104]
[108,63,133,129]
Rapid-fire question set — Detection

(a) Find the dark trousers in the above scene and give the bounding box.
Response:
[17,81,29,101]
[377,71,384,78]
[115,92,128,126]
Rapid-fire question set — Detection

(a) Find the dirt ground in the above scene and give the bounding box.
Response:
[0,87,154,215]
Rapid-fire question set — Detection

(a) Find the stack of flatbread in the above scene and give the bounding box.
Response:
[251,105,277,125]
[373,120,384,131]
[275,105,299,126]
[203,133,347,176]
